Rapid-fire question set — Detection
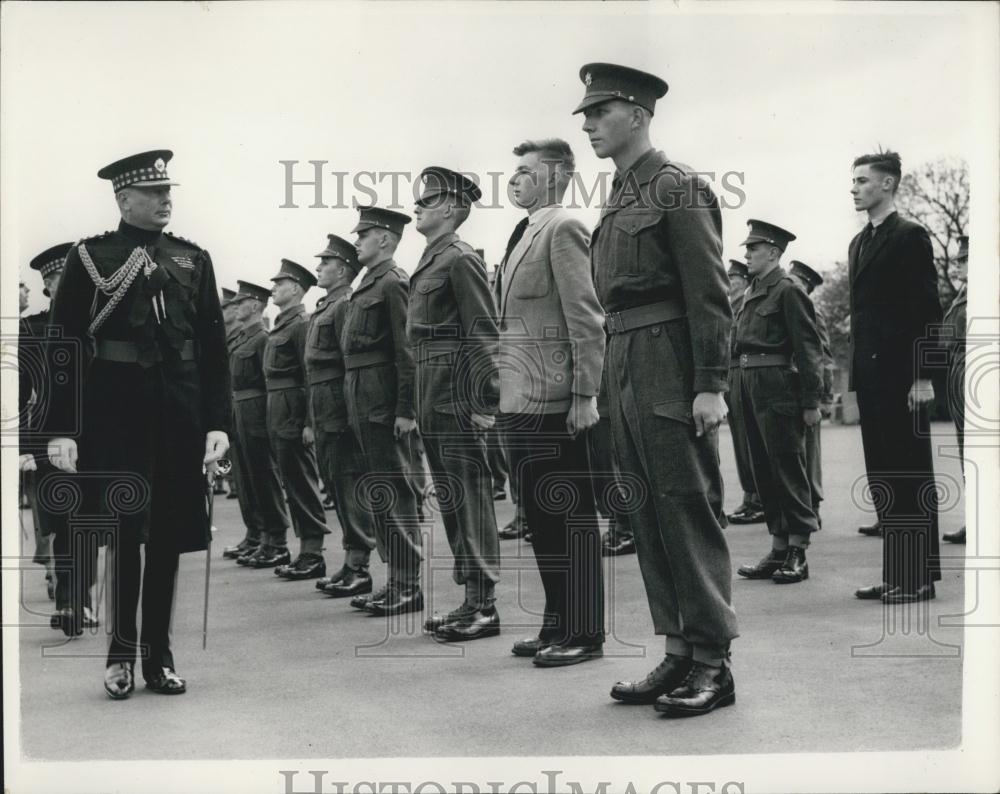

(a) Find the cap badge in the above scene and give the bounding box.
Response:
[154,158,166,173]
[584,72,593,86]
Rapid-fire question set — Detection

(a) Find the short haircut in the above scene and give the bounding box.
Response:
[512,138,575,174]
[853,150,902,191]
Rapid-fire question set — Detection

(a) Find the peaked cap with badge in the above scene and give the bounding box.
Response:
[789,260,824,290]
[97,149,179,192]
[235,279,273,304]
[221,287,238,307]
[727,259,750,280]
[573,62,669,115]
[315,234,360,269]
[351,206,411,236]
[416,166,483,208]
[270,259,317,290]
[741,219,796,252]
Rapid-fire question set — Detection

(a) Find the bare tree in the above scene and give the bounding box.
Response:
[896,157,969,305]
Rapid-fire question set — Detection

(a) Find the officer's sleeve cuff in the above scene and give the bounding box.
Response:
[693,369,729,394]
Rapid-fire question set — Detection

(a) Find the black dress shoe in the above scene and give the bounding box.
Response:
[316,565,349,589]
[434,606,500,642]
[223,538,258,560]
[323,569,372,598]
[369,585,424,617]
[882,583,936,603]
[275,553,326,580]
[772,546,808,584]
[855,583,895,600]
[511,637,546,657]
[50,607,83,637]
[351,583,387,611]
[104,662,135,700]
[654,662,735,717]
[727,505,765,524]
[247,546,291,569]
[424,603,475,633]
[602,535,636,557]
[236,545,264,566]
[737,550,786,579]
[145,666,187,695]
[533,643,603,667]
[610,653,693,704]
[858,521,883,537]
[943,527,966,544]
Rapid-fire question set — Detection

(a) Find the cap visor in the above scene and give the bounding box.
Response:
[572,94,615,115]
[129,180,179,189]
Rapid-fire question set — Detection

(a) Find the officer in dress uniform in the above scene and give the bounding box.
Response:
[254,259,330,579]
[342,205,424,617]
[733,221,824,585]
[724,260,764,525]
[941,235,968,545]
[576,63,738,715]
[225,281,291,563]
[788,259,835,522]
[304,235,378,597]
[46,150,230,699]
[409,167,502,642]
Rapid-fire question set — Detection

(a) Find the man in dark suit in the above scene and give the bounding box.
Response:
[46,150,230,698]
[848,150,943,604]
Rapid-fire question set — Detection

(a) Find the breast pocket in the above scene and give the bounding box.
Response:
[415,278,448,322]
[610,210,661,277]
[233,348,259,387]
[270,337,298,370]
[315,319,337,350]
[754,301,782,344]
[355,296,384,337]
[512,260,552,299]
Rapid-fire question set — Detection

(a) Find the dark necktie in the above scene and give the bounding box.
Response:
[857,223,876,262]
[497,217,530,297]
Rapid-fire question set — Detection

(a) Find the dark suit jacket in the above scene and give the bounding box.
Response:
[848,211,941,392]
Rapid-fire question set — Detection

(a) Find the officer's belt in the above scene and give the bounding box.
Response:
[265,376,305,391]
[605,299,686,335]
[414,340,461,363]
[233,387,266,402]
[343,350,393,370]
[307,367,344,385]
[94,339,196,363]
[738,353,792,369]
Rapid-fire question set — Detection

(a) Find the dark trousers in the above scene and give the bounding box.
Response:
[502,412,604,647]
[486,426,509,491]
[53,525,97,612]
[420,412,501,606]
[588,415,631,541]
[233,396,290,538]
[315,426,376,568]
[228,431,264,543]
[725,367,760,505]
[805,422,823,509]
[106,535,180,680]
[739,367,819,539]
[856,387,941,590]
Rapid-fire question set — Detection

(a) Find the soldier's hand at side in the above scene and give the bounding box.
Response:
[566,394,599,437]
[203,431,230,480]
[802,407,822,427]
[394,417,417,439]
[907,379,935,411]
[470,413,495,431]
[692,392,726,438]
[302,426,315,448]
[47,438,78,473]
[19,453,38,472]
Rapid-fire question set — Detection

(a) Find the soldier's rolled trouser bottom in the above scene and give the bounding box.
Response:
[269,433,329,549]
[315,427,376,569]
[352,421,423,587]
[605,325,737,658]
[106,535,179,678]
[419,414,500,607]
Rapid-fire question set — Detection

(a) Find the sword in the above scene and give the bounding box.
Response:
[202,457,231,650]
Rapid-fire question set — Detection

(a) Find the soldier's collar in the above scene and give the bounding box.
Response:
[421,232,458,259]
[274,303,305,327]
[614,148,666,190]
[359,258,395,288]
[750,264,786,292]
[117,219,163,245]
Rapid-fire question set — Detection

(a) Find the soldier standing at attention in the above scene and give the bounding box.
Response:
[941,235,968,545]
[305,234,378,597]
[342,206,424,617]
[219,288,241,499]
[409,167,502,642]
[576,63,738,715]
[226,281,291,565]
[724,260,764,526]
[732,221,824,585]
[46,150,230,698]
[255,260,330,579]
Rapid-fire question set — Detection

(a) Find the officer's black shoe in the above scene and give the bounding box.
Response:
[737,550,786,579]
[855,583,894,600]
[772,546,808,584]
[727,505,765,524]
[424,603,476,634]
[316,565,350,590]
[144,666,187,695]
[654,662,735,717]
[104,662,135,701]
[857,521,883,537]
[323,569,372,598]
[533,642,603,667]
[882,583,936,604]
[276,553,326,580]
[351,583,387,611]
[369,585,424,617]
[434,606,501,642]
[602,534,637,557]
[511,637,546,657]
[50,608,83,637]
[223,538,258,560]
[247,546,291,569]
[943,527,966,544]
[611,653,693,704]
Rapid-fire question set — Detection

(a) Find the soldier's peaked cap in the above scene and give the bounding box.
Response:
[30,243,73,278]
[351,205,412,236]
[315,234,359,268]
[956,235,969,260]
[416,166,483,206]
[221,287,238,307]
[573,63,668,115]
[270,259,317,290]
[727,259,750,279]
[789,261,824,289]
[235,280,272,304]
[740,219,796,251]
[97,149,178,191]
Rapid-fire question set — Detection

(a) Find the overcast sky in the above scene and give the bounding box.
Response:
[1,1,991,317]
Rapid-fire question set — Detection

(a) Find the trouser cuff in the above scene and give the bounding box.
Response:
[266,531,288,548]
[345,547,371,569]
[300,537,325,555]
[665,636,693,658]
[692,645,730,667]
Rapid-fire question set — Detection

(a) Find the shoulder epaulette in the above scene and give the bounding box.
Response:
[80,230,113,245]
[163,231,203,251]
[390,266,410,282]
